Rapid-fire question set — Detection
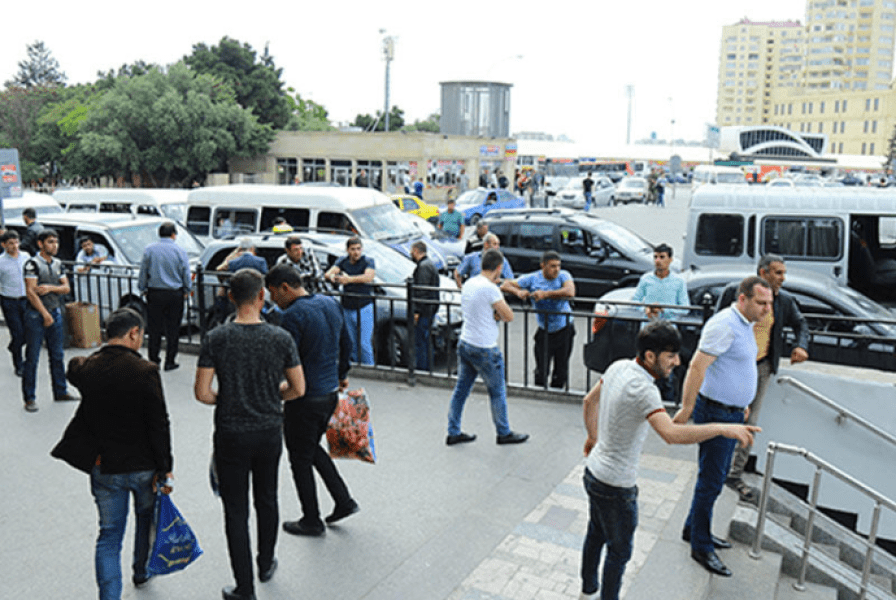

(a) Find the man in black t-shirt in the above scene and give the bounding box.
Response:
[195,269,305,600]
[583,172,595,212]
[324,237,377,365]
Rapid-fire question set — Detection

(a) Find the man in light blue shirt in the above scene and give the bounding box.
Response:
[672,276,771,579]
[438,198,465,240]
[137,222,191,371]
[0,230,30,376]
[454,233,513,288]
[631,243,689,403]
[504,251,576,389]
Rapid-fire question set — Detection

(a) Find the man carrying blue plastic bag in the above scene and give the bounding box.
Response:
[53,307,174,600]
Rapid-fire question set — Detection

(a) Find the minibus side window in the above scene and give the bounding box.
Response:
[187,206,210,236]
[695,214,744,256]
[213,208,257,238]
[761,217,842,260]
[260,208,309,231]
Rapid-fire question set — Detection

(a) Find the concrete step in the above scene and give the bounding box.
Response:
[775,573,838,600]
[705,540,782,600]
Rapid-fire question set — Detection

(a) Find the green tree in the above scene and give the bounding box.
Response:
[403,112,440,133]
[184,38,292,129]
[73,62,274,187]
[352,105,405,132]
[6,41,67,88]
[31,84,103,183]
[285,91,334,131]
[0,86,63,182]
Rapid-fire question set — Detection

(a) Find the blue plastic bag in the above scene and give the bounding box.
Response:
[147,492,203,575]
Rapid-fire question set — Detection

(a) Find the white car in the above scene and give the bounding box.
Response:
[613,177,649,205]
[553,176,615,210]
[767,178,795,187]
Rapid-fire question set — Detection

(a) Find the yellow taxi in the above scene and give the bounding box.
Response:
[391,194,440,223]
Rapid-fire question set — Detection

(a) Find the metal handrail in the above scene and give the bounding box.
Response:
[777,376,896,449]
[750,442,896,599]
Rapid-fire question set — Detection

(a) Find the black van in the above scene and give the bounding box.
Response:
[484,208,660,300]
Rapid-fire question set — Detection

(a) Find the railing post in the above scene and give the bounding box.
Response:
[751,443,778,559]
[795,465,824,591]
[859,503,882,600]
[406,278,416,386]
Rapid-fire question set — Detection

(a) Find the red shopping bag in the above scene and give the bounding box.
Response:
[326,388,377,464]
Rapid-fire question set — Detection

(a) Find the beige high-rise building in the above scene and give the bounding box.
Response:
[716,19,804,127]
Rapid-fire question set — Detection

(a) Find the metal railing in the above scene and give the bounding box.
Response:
[751,442,896,599]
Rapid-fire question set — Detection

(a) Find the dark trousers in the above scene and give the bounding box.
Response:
[581,469,637,599]
[414,314,433,371]
[283,393,352,525]
[0,296,27,372]
[146,289,184,365]
[534,324,575,388]
[214,427,282,594]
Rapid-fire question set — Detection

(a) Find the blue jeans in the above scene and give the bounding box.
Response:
[414,314,433,371]
[0,296,27,372]
[343,304,374,365]
[22,306,68,402]
[581,469,638,599]
[90,466,156,600]
[584,192,593,211]
[447,341,512,437]
[683,395,744,553]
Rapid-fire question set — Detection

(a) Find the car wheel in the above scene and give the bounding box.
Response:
[469,214,482,226]
[382,324,408,367]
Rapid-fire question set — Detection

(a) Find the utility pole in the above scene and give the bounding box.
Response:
[625,85,634,145]
[380,30,396,132]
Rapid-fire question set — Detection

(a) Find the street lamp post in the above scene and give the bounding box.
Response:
[380,30,396,132]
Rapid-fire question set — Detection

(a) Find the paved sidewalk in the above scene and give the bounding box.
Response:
[1,328,704,600]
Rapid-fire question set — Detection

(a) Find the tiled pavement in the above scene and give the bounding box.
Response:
[449,454,697,600]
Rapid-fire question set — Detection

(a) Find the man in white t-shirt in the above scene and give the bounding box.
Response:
[578,321,758,600]
[446,248,528,446]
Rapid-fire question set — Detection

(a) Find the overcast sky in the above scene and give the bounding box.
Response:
[3,0,805,147]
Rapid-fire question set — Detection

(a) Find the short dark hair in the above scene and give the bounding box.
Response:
[105,307,144,339]
[37,228,58,244]
[284,235,303,250]
[22,208,36,220]
[541,250,561,264]
[79,236,93,247]
[654,243,673,257]
[229,269,264,307]
[411,240,427,254]
[0,230,19,243]
[346,236,362,250]
[757,254,784,275]
[738,275,771,298]
[481,248,504,272]
[265,263,304,290]
[636,320,681,359]
[158,222,177,238]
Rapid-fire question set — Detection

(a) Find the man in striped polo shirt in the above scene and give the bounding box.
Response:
[674,276,772,577]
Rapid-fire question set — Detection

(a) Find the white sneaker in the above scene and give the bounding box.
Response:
[579,593,598,600]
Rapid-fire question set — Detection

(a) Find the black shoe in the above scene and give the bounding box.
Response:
[132,573,152,588]
[446,432,477,446]
[54,392,79,401]
[681,526,732,549]
[690,550,732,577]
[24,400,38,413]
[163,362,180,372]
[283,519,325,537]
[14,367,22,377]
[222,585,256,600]
[325,500,360,524]
[497,431,529,445]
[258,558,277,583]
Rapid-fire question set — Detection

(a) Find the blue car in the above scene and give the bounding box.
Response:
[444,188,526,225]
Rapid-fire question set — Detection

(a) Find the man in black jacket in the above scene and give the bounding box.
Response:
[411,241,441,371]
[715,254,809,501]
[54,307,173,598]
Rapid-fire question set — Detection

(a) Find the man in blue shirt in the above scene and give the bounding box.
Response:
[265,264,359,537]
[672,276,772,578]
[504,251,577,389]
[438,198,465,240]
[631,243,689,403]
[0,230,30,377]
[137,222,192,371]
[324,237,376,365]
[454,233,514,288]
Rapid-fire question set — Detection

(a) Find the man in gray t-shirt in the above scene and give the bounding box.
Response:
[195,269,305,600]
[579,322,757,600]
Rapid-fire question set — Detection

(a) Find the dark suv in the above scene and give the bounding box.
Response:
[484,208,661,300]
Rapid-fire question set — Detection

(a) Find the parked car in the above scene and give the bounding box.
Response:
[613,177,649,205]
[446,188,526,225]
[587,265,896,374]
[55,188,189,223]
[391,194,440,223]
[553,176,615,210]
[5,213,204,323]
[839,174,865,186]
[198,232,462,366]
[483,208,664,301]
[767,178,795,187]
[792,174,824,187]
[1,191,64,223]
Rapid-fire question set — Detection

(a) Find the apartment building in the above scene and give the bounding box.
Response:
[716,19,804,127]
